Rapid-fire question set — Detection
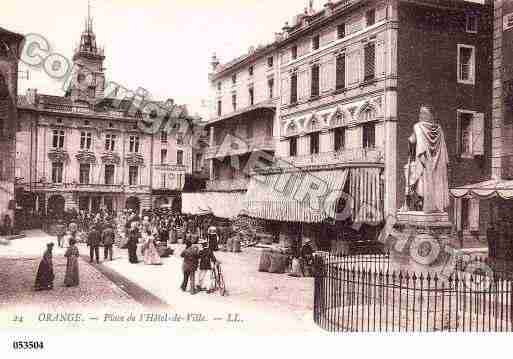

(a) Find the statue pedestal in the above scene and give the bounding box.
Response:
[386,211,460,330]
[390,211,455,275]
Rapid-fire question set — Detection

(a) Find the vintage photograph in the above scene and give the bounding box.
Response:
[1,0,512,345]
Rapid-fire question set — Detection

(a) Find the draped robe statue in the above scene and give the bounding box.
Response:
[404,106,450,213]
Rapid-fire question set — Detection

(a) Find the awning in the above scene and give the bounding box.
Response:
[243,167,384,224]
[450,179,513,200]
[349,167,384,225]
[181,192,246,219]
[243,169,349,223]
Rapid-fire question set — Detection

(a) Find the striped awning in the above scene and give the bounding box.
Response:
[243,169,349,223]
[181,192,246,219]
[243,167,384,225]
[450,179,513,200]
[348,167,384,225]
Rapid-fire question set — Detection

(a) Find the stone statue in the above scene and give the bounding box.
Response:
[404,105,449,213]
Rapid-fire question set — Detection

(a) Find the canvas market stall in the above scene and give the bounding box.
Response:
[451,179,513,259]
[243,167,385,254]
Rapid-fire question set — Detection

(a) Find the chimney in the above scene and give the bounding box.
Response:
[275,32,284,42]
[210,53,220,72]
[282,21,291,33]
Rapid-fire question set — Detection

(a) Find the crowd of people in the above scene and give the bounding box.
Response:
[34,207,224,295]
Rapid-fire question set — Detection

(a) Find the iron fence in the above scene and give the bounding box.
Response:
[313,252,513,332]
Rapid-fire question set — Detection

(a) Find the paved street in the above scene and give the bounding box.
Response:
[0,231,141,309]
[0,230,320,334]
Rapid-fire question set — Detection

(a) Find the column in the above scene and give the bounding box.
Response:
[384,90,397,219]
[492,0,503,179]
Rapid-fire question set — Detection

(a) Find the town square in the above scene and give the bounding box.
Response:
[1,0,513,342]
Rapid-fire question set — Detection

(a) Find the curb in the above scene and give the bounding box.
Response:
[79,254,169,308]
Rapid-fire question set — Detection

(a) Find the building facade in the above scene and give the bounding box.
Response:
[0,27,23,232]
[181,44,281,219]
[15,14,195,220]
[198,0,493,250]
[450,0,513,242]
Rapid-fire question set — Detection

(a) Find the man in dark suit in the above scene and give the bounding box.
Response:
[180,241,199,294]
[87,226,102,264]
[102,224,115,261]
[127,222,140,264]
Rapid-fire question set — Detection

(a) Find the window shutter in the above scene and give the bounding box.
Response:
[472,112,484,155]
[364,42,376,81]
[281,77,290,106]
[346,49,361,85]
[469,197,480,232]
[454,198,462,231]
[336,54,346,89]
[456,112,462,157]
[376,40,385,76]
[298,68,310,101]
[321,60,335,93]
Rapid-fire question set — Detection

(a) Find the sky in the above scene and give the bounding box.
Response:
[2,0,313,118]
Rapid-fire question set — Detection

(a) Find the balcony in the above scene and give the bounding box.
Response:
[204,135,275,160]
[206,177,249,191]
[271,147,385,171]
[209,101,276,125]
[153,164,187,172]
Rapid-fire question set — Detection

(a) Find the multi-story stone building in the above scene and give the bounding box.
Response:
[451,0,513,238]
[182,44,281,219]
[197,0,492,250]
[15,13,196,220]
[0,27,23,232]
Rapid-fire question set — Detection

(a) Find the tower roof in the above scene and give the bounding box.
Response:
[74,0,104,60]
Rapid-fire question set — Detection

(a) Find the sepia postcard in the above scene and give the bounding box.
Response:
[1,0,512,356]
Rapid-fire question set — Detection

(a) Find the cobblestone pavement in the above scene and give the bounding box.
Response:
[1,231,321,334]
[102,242,319,334]
[0,230,143,325]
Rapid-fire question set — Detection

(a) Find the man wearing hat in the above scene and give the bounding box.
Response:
[197,239,217,293]
[207,225,219,252]
[87,226,102,264]
[55,219,66,248]
[102,224,116,261]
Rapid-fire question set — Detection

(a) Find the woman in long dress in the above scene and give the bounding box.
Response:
[34,243,55,291]
[64,238,80,287]
[142,228,162,265]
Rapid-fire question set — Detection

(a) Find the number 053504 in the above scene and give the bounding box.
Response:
[12,341,44,350]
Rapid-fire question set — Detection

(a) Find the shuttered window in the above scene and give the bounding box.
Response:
[337,23,345,39]
[334,127,345,151]
[362,123,375,148]
[289,136,298,157]
[364,42,376,81]
[290,73,298,104]
[311,64,320,98]
[457,110,484,157]
[310,132,320,154]
[336,54,346,90]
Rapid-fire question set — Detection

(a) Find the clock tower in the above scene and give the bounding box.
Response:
[68,2,105,105]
